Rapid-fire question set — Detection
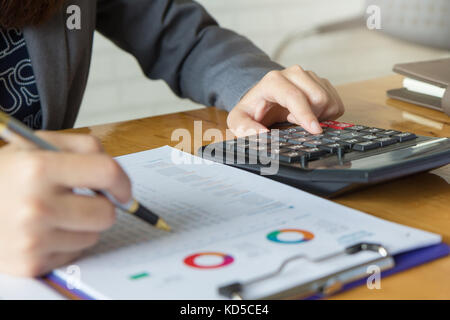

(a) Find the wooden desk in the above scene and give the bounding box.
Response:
[69,75,450,299]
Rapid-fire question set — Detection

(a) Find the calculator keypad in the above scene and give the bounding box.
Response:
[222,121,417,165]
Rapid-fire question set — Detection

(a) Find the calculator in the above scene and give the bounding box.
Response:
[199,120,450,197]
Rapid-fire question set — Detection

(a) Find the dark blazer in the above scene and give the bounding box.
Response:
[23,0,282,129]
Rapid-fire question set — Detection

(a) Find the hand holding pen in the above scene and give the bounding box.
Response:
[0,112,170,277]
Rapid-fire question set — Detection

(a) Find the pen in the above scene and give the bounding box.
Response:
[0,111,171,232]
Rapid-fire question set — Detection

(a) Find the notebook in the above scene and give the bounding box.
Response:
[388,58,450,116]
[45,146,446,299]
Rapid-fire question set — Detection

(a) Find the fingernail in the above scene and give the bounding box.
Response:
[310,121,322,133]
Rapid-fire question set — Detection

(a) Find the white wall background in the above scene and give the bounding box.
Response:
[75,0,449,127]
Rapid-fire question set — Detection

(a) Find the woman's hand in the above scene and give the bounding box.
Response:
[0,132,131,277]
[227,65,344,136]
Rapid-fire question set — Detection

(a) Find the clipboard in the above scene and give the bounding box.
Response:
[43,242,449,300]
[39,147,449,300]
[218,242,449,300]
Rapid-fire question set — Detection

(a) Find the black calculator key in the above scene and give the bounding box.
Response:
[280,134,302,140]
[269,147,289,157]
[378,130,401,136]
[303,140,324,148]
[287,137,313,145]
[340,138,362,147]
[361,127,383,134]
[344,125,368,131]
[287,144,307,151]
[393,132,417,142]
[326,130,345,136]
[280,127,302,134]
[277,141,293,148]
[340,132,364,139]
[360,134,379,140]
[303,147,328,158]
[318,143,347,153]
[322,136,342,143]
[275,136,289,142]
[258,132,271,139]
[291,131,311,137]
[353,140,381,151]
[278,151,305,163]
[375,137,398,147]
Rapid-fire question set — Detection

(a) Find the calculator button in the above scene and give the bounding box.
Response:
[303,140,324,147]
[320,120,354,130]
[340,138,362,147]
[278,151,306,163]
[344,125,368,131]
[340,132,364,139]
[318,143,347,153]
[341,138,365,148]
[326,130,346,136]
[393,132,417,142]
[303,147,328,158]
[287,144,307,151]
[287,137,313,145]
[269,147,290,157]
[258,132,271,139]
[361,127,383,134]
[275,141,291,147]
[360,134,379,140]
[375,137,398,147]
[353,141,381,151]
[322,136,342,143]
[377,130,401,136]
[291,131,311,137]
[280,134,302,140]
[280,127,303,134]
[269,135,287,142]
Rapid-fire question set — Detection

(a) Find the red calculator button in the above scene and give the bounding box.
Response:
[320,121,333,127]
[325,121,354,130]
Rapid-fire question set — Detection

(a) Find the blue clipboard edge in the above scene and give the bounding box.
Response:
[43,243,450,300]
[306,242,450,300]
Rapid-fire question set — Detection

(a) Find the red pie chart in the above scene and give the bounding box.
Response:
[184,252,234,269]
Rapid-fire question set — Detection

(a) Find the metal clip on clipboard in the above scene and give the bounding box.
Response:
[218,243,395,300]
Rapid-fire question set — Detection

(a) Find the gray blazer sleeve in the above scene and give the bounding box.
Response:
[96,0,283,111]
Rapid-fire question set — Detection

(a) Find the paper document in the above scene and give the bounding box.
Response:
[52,146,441,299]
[403,77,446,98]
[0,274,64,300]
